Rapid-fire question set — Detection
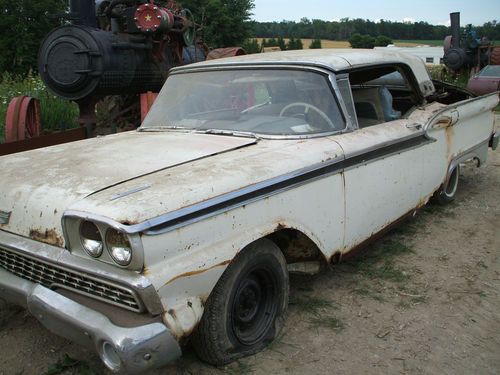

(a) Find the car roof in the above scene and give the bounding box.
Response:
[175,49,421,72]
[173,49,435,97]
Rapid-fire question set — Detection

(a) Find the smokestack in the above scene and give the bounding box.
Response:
[450,12,460,49]
[70,0,97,27]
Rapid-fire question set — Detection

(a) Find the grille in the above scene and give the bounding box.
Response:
[0,247,142,312]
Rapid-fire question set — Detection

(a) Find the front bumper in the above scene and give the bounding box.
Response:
[0,267,181,373]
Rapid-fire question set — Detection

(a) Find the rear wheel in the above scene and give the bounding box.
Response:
[434,164,460,204]
[191,238,289,365]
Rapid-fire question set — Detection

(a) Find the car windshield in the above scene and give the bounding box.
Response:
[141,69,345,136]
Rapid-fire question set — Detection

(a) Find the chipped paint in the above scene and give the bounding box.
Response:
[163,260,231,287]
[29,228,64,247]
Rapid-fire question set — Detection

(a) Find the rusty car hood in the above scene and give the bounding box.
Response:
[0,131,256,245]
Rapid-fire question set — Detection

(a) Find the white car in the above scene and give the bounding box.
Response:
[0,49,498,373]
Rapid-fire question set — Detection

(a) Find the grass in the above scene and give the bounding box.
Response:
[352,285,386,302]
[345,239,413,283]
[0,73,78,143]
[290,296,336,316]
[393,39,443,46]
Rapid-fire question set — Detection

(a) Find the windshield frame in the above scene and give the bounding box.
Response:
[138,64,349,140]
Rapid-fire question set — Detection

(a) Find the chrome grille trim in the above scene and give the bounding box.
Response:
[0,246,144,313]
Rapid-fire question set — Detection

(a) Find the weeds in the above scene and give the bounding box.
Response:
[0,73,78,143]
[290,296,337,316]
[345,239,412,283]
[42,355,98,375]
[352,285,386,302]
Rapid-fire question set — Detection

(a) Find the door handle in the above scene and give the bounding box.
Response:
[406,123,422,130]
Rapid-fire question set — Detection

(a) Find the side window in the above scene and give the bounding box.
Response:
[348,66,419,128]
[337,78,357,127]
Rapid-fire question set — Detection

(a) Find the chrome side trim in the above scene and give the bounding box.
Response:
[0,230,163,315]
[0,268,180,373]
[63,132,431,236]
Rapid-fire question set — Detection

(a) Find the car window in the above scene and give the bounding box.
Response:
[142,69,346,136]
[345,66,420,128]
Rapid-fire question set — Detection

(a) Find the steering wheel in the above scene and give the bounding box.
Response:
[279,102,335,130]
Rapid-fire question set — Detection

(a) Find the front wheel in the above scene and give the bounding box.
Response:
[434,164,460,204]
[191,238,289,365]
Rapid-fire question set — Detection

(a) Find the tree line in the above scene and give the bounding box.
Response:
[252,18,500,42]
[1,0,499,77]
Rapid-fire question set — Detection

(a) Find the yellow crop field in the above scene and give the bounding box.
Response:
[256,38,350,49]
[255,38,429,49]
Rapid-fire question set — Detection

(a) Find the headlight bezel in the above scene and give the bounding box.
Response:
[63,214,144,271]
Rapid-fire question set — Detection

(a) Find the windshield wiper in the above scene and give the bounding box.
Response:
[194,129,259,139]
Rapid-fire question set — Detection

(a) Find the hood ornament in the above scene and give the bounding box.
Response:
[0,210,11,225]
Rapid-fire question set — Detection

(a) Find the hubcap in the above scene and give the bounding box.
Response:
[231,267,278,346]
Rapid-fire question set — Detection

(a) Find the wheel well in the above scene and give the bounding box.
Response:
[265,228,327,265]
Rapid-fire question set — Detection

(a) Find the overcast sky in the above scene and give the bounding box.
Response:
[252,0,500,26]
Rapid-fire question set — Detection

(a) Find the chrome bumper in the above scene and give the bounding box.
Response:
[0,268,181,373]
[490,132,499,150]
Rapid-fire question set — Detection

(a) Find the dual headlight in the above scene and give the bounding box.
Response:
[79,221,133,266]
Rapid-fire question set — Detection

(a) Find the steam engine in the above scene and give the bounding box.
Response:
[443,12,499,72]
[38,0,205,102]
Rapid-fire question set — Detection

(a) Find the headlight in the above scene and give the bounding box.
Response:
[106,229,132,266]
[79,221,103,258]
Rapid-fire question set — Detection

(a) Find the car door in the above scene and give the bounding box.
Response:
[332,70,428,252]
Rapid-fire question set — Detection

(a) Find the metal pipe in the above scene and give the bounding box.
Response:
[450,12,461,49]
[70,0,97,27]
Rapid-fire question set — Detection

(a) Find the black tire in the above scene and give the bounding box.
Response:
[191,238,289,365]
[434,164,460,205]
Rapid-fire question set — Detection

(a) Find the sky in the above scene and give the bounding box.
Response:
[252,0,500,26]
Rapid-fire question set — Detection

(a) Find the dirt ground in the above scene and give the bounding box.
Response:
[1,127,499,375]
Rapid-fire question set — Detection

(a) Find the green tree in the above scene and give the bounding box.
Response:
[242,38,260,54]
[0,0,67,75]
[277,36,286,50]
[287,37,303,50]
[349,33,375,48]
[309,38,322,49]
[374,35,393,46]
[180,0,255,48]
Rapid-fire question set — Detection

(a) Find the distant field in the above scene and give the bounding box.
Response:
[255,38,499,49]
[394,40,443,46]
[256,38,350,49]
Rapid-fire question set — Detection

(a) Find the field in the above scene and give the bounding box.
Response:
[257,38,500,49]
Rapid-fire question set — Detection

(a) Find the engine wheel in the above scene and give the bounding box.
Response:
[191,238,289,365]
[434,164,460,204]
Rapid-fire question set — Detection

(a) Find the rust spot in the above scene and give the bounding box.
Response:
[445,125,454,160]
[275,222,287,231]
[29,228,64,247]
[164,260,231,286]
[120,219,139,226]
[268,228,324,263]
[341,209,416,262]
